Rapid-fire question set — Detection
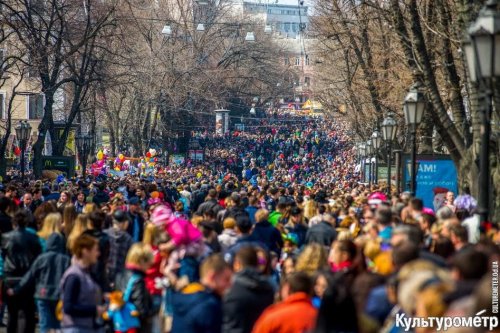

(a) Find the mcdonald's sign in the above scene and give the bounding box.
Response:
[42,156,76,178]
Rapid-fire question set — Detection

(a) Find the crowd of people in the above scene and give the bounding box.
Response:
[0,113,498,333]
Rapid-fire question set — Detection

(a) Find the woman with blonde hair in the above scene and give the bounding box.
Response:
[38,212,63,251]
[62,204,77,238]
[82,202,98,214]
[303,199,318,221]
[67,214,89,253]
[295,243,328,276]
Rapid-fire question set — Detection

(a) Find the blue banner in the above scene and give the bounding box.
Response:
[403,156,458,211]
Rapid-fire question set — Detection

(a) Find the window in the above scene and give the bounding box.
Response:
[0,92,5,119]
[305,54,310,66]
[284,22,290,32]
[27,94,44,119]
[284,57,290,66]
[295,57,300,66]
[275,21,282,30]
[304,76,310,86]
[267,8,271,13]
[292,23,298,32]
[281,10,285,14]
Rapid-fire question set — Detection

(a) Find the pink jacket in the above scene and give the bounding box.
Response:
[165,217,202,246]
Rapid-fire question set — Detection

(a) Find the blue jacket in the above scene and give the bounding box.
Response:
[14,233,70,300]
[251,221,283,256]
[245,206,259,225]
[171,283,223,333]
[106,302,140,332]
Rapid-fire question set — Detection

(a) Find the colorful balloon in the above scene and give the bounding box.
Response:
[146,152,151,158]
[97,150,104,160]
[118,153,124,161]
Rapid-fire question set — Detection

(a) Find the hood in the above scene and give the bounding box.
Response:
[234,268,274,293]
[172,283,217,317]
[46,233,67,253]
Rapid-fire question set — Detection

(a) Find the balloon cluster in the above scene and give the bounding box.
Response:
[114,153,126,171]
[91,149,108,176]
[138,149,158,172]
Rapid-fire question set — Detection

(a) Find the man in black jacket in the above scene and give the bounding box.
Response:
[197,189,221,216]
[84,210,111,292]
[223,246,274,333]
[305,214,337,248]
[93,183,110,207]
[1,210,42,333]
[251,209,283,257]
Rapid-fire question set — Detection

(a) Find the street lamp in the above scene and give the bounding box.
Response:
[463,0,499,223]
[371,129,382,184]
[76,133,92,179]
[196,23,205,32]
[365,139,373,188]
[264,24,272,34]
[403,83,425,196]
[15,120,32,182]
[358,143,366,183]
[381,113,398,196]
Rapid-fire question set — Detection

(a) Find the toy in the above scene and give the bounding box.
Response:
[103,291,140,333]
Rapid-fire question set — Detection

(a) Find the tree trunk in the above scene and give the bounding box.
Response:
[419,105,434,154]
[408,0,465,163]
[33,92,55,177]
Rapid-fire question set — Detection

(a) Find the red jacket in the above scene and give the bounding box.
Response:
[252,292,317,333]
[145,246,163,295]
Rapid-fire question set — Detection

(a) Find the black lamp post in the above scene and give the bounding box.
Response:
[463,0,499,223]
[366,139,373,188]
[358,143,366,182]
[381,113,398,196]
[15,120,32,182]
[76,133,92,178]
[371,129,382,185]
[403,84,425,197]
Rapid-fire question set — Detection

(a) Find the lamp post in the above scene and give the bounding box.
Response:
[15,120,32,182]
[371,129,382,185]
[366,139,373,188]
[76,133,92,179]
[463,0,499,223]
[358,143,366,183]
[403,84,425,197]
[393,149,402,195]
[381,113,398,196]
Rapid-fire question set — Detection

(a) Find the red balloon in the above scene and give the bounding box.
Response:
[146,152,152,158]
[14,147,21,156]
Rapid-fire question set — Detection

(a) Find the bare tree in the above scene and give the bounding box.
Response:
[0,0,117,176]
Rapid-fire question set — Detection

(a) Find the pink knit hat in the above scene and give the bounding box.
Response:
[151,205,172,227]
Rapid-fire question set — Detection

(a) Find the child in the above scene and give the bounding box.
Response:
[115,243,155,333]
[151,205,205,283]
